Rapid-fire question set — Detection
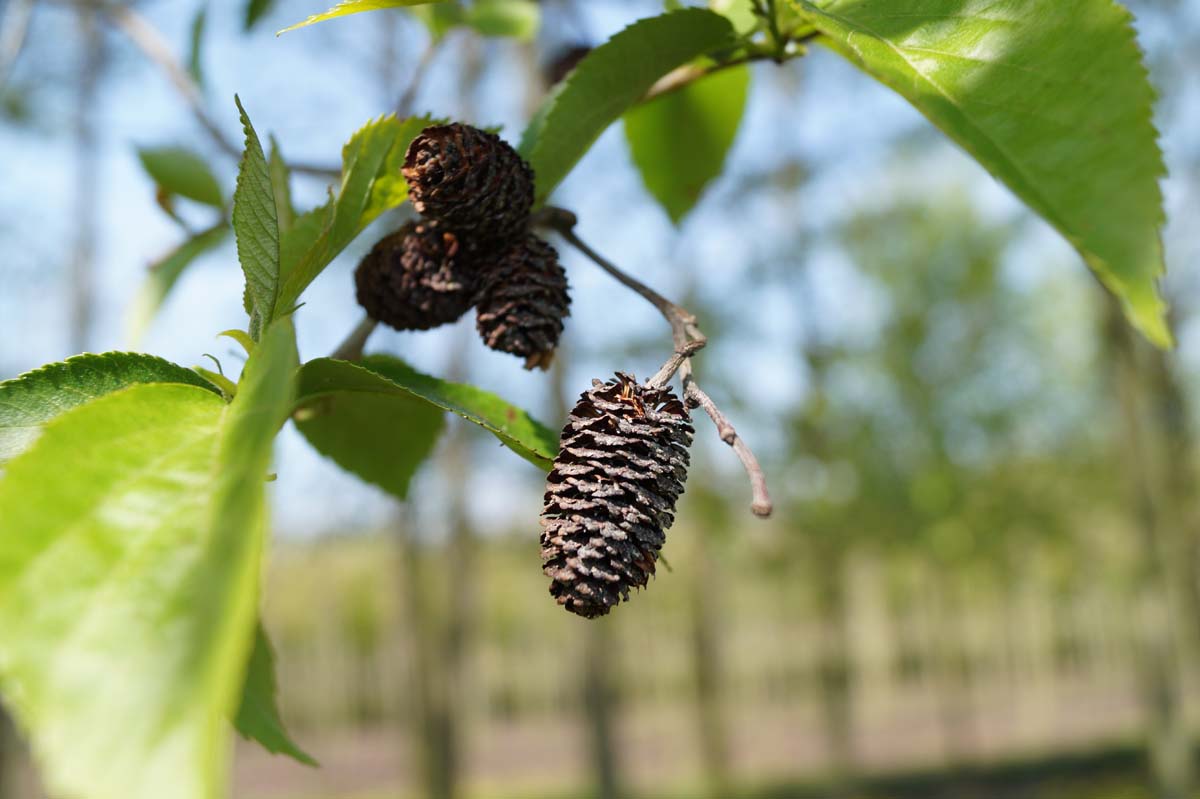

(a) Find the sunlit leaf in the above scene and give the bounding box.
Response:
[278,0,446,35]
[795,0,1170,346]
[624,63,749,223]
[520,9,735,204]
[233,96,281,337]
[276,115,434,313]
[0,352,220,464]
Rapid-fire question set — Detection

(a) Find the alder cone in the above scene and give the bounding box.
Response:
[402,123,534,246]
[354,221,477,331]
[540,373,694,618]
[475,234,570,370]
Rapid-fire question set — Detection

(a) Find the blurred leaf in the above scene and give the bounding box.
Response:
[233,96,281,337]
[623,63,749,223]
[268,136,295,233]
[296,361,445,498]
[465,0,539,39]
[127,224,229,344]
[0,325,293,799]
[709,0,758,34]
[137,146,223,208]
[245,0,276,29]
[297,356,558,470]
[521,9,735,204]
[279,0,447,34]
[187,6,207,86]
[796,0,1170,346]
[235,625,316,765]
[277,114,433,313]
[0,352,220,464]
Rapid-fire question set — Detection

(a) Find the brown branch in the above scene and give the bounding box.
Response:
[536,206,773,519]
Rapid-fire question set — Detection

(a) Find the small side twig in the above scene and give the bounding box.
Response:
[535,206,773,519]
[332,315,378,361]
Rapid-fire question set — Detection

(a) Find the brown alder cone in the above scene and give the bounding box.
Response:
[540,373,694,618]
[474,234,570,370]
[402,123,534,246]
[354,221,477,331]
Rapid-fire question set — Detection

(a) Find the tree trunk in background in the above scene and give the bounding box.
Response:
[689,522,732,797]
[1106,299,1195,799]
[552,353,624,799]
[69,5,103,354]
[813,547,858,799]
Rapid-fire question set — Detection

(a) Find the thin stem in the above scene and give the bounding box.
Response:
[682,369,773,518]
[332,316,379,361]
[395,35,443,117]
[537,206,772,519]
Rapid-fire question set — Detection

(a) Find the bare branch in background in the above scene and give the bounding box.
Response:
[535,206,774,519]
[0,0,34,89]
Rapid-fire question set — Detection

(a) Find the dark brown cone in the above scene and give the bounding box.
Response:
[354,221,477,331]
[540,373,694,618]
[402,123,534,246]
[475,234,570,370]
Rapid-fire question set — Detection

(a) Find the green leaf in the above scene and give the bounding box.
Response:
[794,0,1169,346]
[465,0,540,39]
[623,63,749,223]
[188,6,207,86]
[0,352,220,464]
[127,224,230,345]
[297,356,558,470]
[709,0,758,34]
[278,0,446,35]
[137,146,224,208]
[520,9,735,204]
[276,115,434,313]
[235,625,316,766]
[233,96,281,337]
[0,320,295,799]
[295,362,445,498]
[245,0,277,29]
[268,136,295,234]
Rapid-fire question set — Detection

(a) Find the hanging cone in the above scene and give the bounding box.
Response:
[354,221,478,331]
[474,234,570,370]
[402,123,534,247]
[540,373,694,618]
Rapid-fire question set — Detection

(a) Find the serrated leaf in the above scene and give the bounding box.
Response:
[520,9,735,204]
[235,625,315,766]
[794,0,1170,346]
[233,97,281,337]
[137,146,224,208]
[188,6,207,86]
[624,63,749,223]
[0,352,221,464]
[297,357,558,470]
[295,362,445,498]
[276,115,434,313]
[245,0,277,29]
[278,0,446,35]
[127,224,230,345]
